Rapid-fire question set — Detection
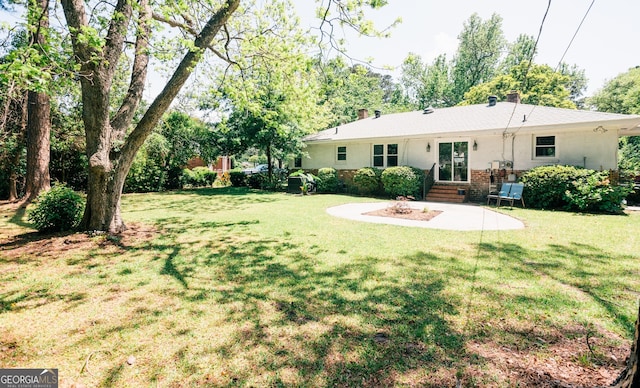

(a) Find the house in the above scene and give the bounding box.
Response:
[298,93,640,202]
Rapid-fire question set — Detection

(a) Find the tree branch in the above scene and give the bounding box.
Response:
[118,0,240,176]
[110,0,151,137]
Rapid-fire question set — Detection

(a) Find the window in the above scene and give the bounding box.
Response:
[373,143,398,167]
[373,144,384,167]
[535,136,555,157]
[294,157,302,168]
[337,146,347,161]
[387,144,398,167]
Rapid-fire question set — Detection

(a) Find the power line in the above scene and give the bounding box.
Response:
[515,0,596,134]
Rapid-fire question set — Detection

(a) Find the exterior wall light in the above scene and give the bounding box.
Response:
[426,142,431,152]
[473,140,478,151]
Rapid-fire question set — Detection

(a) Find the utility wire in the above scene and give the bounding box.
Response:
[501,0,552,161]
[514,0,596,135]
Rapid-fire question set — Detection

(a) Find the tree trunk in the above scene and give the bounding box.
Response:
[21,0,51,206]
[61,0,239,233]
[612,303,640,387]
[22,90,51,204]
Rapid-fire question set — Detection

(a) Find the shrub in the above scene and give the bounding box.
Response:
[381,166,421,198]
[316,167,339,193]
[521,165,630,213]
[229,170,246,187]
[564,171,631,213]
[125,150,167,193]
[182,167,217,188]
[27,184,84,233]
[353,167,382,195]
[247,173,266,189]
[520,165,590,209]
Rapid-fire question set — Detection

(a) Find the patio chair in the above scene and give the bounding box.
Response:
[497,183,525,207]
[487,183,512,205]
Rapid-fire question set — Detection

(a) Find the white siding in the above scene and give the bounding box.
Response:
[301,130,619,172]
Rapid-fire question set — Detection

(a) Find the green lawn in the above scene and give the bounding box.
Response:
[1,187,639,387]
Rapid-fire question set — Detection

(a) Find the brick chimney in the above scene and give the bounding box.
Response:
[506,91,521,104]
[357,108,369,120]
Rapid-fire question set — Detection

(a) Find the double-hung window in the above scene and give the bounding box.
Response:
[337,146,347,162]
[373,143,398,167]
[535,136,556,157]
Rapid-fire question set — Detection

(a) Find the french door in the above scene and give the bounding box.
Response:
[437,141,469,182]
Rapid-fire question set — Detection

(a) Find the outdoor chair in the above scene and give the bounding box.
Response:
[496,183,525,207]
[487,183,512,205]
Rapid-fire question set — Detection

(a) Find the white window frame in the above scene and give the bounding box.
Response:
[336,145,347,163]
[372,143,399,168]
[533,135,557,159]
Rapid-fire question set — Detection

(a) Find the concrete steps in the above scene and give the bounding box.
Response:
[425,184,468,203]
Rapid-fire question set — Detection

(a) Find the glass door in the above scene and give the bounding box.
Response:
[437,141,468,182]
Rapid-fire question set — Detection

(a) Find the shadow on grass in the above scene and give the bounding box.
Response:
[478,240,637,336]
[123,187,281,216]
[128,229,469,386]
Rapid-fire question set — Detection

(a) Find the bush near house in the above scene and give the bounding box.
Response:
[27,184,84,233]
[182,167,217,188]
[316,167,339,193]
[381,166,422,199]
[353,167,383,195]
[229,170,246,187]
[520,165,631,213]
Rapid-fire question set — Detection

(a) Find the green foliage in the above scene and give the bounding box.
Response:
[381,166,421,198]
[520,165,591,209]
[316,167,339,193]
[27,184,84,233]
[461,62,576,108]
[124,133,169,193]
[353,167,382,195]
[229,170,246,187]
[246,173,266,189]
[451,13,506,104]
[589,66,640,114]
[400,53,452,109]
[520,165,628,213]
[564,172,631,214]
[619,137,640,176]
[182,167,216,188]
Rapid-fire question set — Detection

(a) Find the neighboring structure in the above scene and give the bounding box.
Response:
[298,94,640,202]
[187,156,233,174]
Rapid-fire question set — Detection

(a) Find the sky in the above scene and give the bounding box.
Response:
[292,0,640,96]
[1,0,637,98]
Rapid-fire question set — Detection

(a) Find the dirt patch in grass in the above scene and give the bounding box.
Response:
[364,208,443,222]
[461,324,629,387]
[0,223,158,261]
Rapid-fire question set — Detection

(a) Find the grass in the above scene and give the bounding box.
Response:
[1,187,639,387]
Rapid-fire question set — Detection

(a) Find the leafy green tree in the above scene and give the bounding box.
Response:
[400,53,453,109]
[318,59,391,126]
[451,13,506,104]
[589,67,640,177]
[589,66,640,115]
[213,2,328,179]
[500,34,536,73]
[461,62,576,108]
[50,0,390,232]
[558,63,588,108]
[22,0,52,205]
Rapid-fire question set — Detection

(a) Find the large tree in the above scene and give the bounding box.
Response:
[55,0,389,232]
[400,53,452,109]
[215,3,326,176]
[460,62,576,109]
[21,0,52,205]
[450,13,506,104]
[59,0,239,232]
[319,58,395,126]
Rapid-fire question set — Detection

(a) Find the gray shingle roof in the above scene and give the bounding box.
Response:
[305,102,640,142]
